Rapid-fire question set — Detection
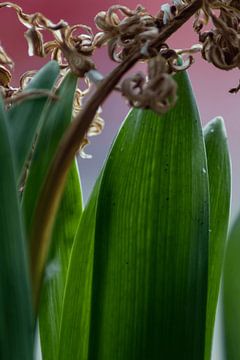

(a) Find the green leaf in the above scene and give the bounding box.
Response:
[0,97,33,359]
[58,177,102,360]
[223,214,240,360]
[203,117,231,360]
[87,72,209,360]
[39,161,83,360]
[7,61,59,181]
[21,69,79,353]
[22,71,77,236]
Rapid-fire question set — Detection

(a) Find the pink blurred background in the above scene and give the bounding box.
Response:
[1,0,239,220]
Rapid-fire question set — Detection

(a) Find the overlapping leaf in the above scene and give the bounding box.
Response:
[39,162,82,360]
[7,61,59,181]
[223,214,240,360]
[20,71,80,358]
[59,178,102,360]
[0,97,33,359]
[203,117,231,360]
[22,71,77,235]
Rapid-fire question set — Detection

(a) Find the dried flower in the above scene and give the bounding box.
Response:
[94,5,158,62]
[194,0,240,70]
[121,55,177,113]
[0,2,95,76]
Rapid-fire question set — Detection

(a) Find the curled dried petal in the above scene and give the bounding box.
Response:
[0,2,67,30]
[0,45,13,67]
[0,65,11,86]
[94,5,158,62]
[25,28,45,57]
[195,0,240,70]
[20,70,37,89]
[78,107,105,158]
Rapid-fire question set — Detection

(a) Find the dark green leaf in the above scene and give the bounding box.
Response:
[8,61,59,181]
[20,70,79,357]
[88,72,209,360]
[21,71,79,353]
[0,97,33,359]
[22,71,77,236]
[223,214,240,360]
[203,117,231,360]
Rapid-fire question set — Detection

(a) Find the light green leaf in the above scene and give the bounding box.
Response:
[203,117,231,360]
[7,61,60,181]
[39,160,83,360]
[223,214,240,360]
[87,72,209,360]
[58,177,102,360]
[0,97,33,359]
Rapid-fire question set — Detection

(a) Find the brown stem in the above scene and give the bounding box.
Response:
[30,0,203,310]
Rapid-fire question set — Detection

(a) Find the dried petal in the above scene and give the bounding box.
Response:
[24,27,45,57]
[0,65,11,86]
[0,45,13,67]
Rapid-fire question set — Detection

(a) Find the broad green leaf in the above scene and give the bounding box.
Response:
[22,71,78,236]
[203,117,231,360]
[0,97,33,359]
[58,177,102,360]
[88,72,209,360]
[223,214,240,360]
[8,61,59,181]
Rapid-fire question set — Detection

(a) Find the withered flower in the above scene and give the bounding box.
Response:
[94,5,158,62]
[0,2,95,76]
[194,0,240,71]
[121,55,177,114]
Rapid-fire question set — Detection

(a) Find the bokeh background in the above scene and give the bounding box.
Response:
[0,1,238,359]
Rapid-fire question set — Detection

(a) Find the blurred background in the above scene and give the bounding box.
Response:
[0,1,238,359]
